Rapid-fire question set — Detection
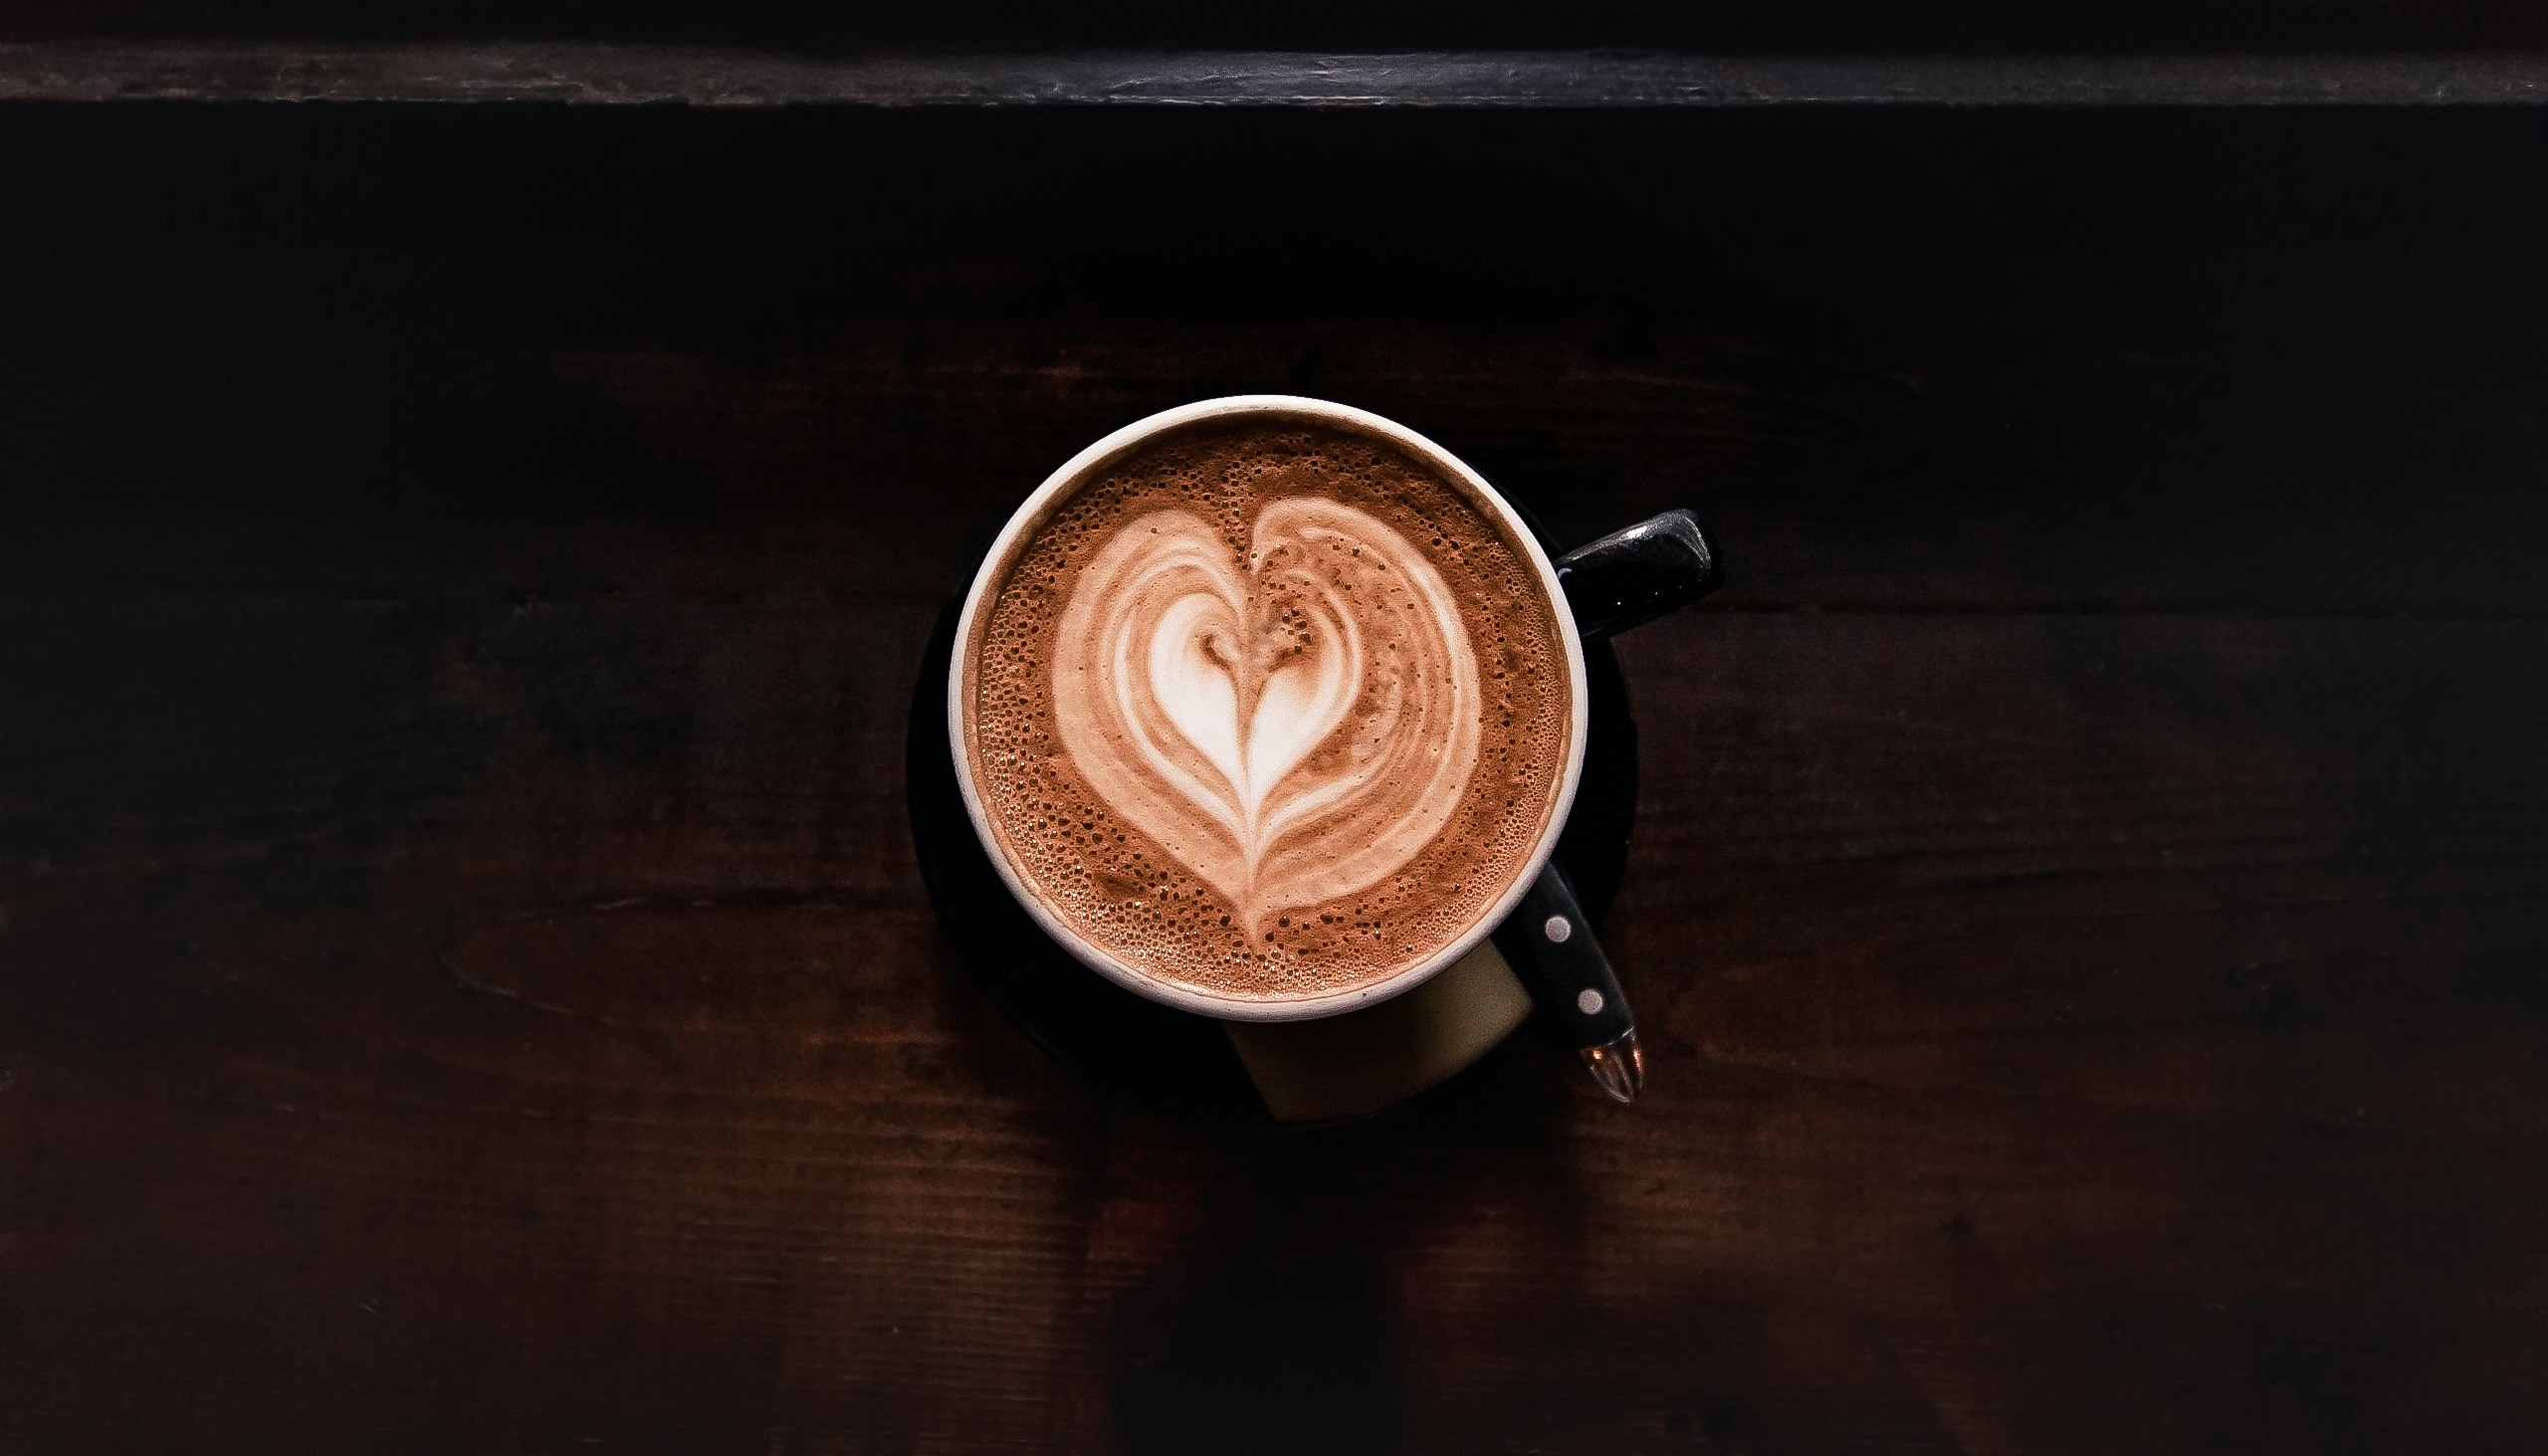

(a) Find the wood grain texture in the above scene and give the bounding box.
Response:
[6,45,2546,107]
[4,104,2547,1453]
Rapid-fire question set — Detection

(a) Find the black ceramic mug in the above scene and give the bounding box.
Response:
[943,397,1717,1104]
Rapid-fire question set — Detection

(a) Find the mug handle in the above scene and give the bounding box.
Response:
[1556,508,1722,639]
[1494,508,1722,1103]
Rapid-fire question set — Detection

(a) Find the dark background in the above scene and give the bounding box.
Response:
[5,58,2548,1456]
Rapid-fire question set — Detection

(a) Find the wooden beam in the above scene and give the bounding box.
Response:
[2,44,2543,106]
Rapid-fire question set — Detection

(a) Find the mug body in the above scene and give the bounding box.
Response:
[948,395,1589,1022]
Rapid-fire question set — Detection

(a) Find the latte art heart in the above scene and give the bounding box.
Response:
[1052,499,1482,933]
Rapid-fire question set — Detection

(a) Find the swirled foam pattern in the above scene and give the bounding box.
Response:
[964,422,1572,1003]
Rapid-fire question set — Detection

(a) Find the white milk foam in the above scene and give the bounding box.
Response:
[1050,499,1482,937]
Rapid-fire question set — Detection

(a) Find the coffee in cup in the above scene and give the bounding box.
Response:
[951,399,1587,1019]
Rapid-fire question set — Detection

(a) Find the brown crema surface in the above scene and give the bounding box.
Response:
[962,418,1574,1003]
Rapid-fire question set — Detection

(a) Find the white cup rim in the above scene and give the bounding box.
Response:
[947,395,1590,1022]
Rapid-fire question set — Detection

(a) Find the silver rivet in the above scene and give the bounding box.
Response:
[1577,989,1604,1015]
[1543,915,1572,943]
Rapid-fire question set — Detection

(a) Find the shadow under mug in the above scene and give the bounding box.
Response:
[946,395,1718,1099]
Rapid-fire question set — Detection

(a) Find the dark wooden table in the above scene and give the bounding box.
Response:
[4,69,2547,1454]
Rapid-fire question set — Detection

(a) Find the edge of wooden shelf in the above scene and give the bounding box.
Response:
[2,43,2543,105]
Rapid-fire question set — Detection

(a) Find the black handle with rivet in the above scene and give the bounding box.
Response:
[1493,507,1718,1105]
[1493,862,1643,1103]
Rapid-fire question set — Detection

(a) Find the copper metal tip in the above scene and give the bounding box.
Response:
[1581,1031,1644,1104]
